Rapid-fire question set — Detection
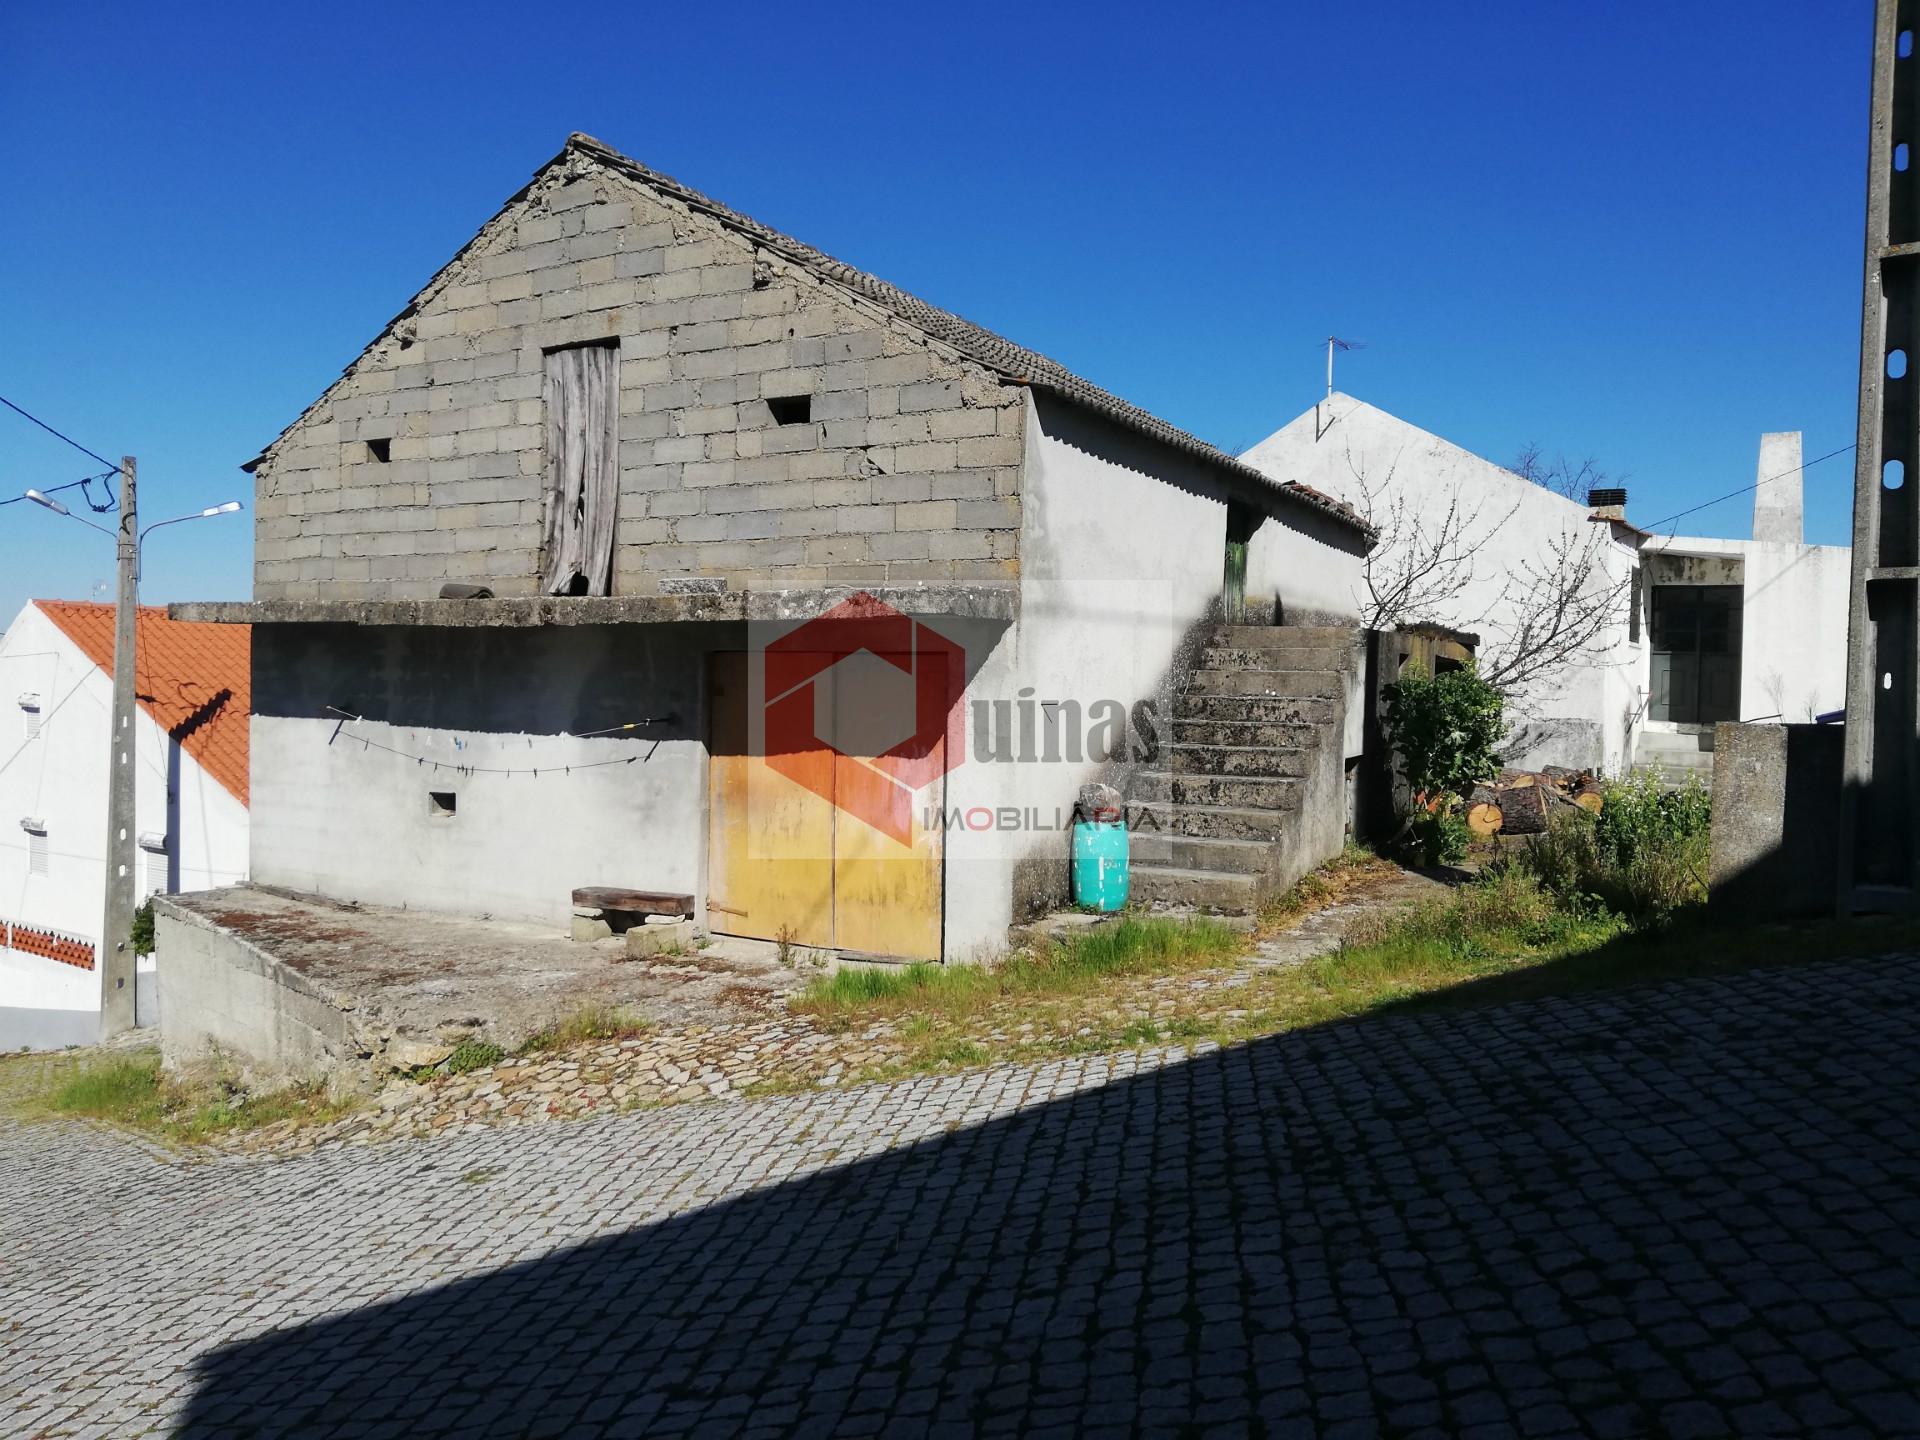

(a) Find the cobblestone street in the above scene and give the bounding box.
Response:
[4,954,1918,1438]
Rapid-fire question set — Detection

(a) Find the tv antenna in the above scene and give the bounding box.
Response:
[1325,336,1364,400]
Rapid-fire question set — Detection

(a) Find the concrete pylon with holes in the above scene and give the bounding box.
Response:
[1839,0,1920,913]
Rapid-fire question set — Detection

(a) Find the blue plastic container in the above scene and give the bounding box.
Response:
[1071,817,1131,912]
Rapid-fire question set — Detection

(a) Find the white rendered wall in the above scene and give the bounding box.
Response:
[247,623,708,928]
[1243,394,1643,772]
[939,393,1367,958]
[0,602,249,1050]
[1638,536,1851,725]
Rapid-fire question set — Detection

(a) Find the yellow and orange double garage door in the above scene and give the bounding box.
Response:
[706,653,944,963]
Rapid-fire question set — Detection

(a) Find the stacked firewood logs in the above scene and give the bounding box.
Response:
[1465,766,1604,838]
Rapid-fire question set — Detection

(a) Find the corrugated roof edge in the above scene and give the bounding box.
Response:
[245,133,1371,542]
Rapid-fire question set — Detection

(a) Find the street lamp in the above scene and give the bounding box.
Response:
[20,465,244,1038]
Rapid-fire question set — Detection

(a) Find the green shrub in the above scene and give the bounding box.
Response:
[1408,807,1471,866]
[444,1039,506,1075]
[1381,663,1504,865]
[1501,772,1711,927]
[131,901,155,958]
[1382,663,1505,800]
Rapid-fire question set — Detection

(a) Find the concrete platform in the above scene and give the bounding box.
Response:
[154,886,805,1086]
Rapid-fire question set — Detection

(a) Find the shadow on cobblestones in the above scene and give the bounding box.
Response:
[178,955,1920,1438]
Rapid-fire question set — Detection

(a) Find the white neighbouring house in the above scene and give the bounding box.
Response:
[0,601,251,1050]
[1243,393,1851,775]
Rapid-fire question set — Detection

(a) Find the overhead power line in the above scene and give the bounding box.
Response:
[1642,442,1858,533]
[0,393,121,472]
[0,468,120,512]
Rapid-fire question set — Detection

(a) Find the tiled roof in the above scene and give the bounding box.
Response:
[569,136,1369,537]
[249,134,1371,541]
[35,601,251,806]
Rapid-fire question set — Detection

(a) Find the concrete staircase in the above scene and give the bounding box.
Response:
[1127,625,1360,914]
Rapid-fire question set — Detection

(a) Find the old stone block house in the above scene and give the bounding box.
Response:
[183,134,1372,962]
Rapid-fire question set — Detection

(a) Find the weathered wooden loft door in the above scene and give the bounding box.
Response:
[706,653,944,961]
[1222,501,1255,623]
[540,341,619,596]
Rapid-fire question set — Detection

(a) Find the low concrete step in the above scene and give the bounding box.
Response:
[1129,863,1260,913]
[1170,717,1325,748]
[1132,770,1301,810]
[1214,625,1360,648]
[1173,693,1339,726]
[1185,668,1344,699]
[1199,645,1357,674]
[1146,834,1276,875]
[1128,801,1295,842]
[1168,742,1311,779]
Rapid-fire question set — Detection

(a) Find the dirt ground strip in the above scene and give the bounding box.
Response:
[187,861,1445,1158]
[164,885,809,1054]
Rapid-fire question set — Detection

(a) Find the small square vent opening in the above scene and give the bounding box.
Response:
[366,437,392,464]
[767,394,812,426]
[428,790,457,818]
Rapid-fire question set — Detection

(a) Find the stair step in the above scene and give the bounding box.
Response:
[1144,834,1276,875]
[1200,644,1358,673]
[1173,693,1339,726]
[1130,770,1302,809]
[1215,625,1359,647]
[1185,668,1345,699]
[1128,801,1294,842]
[1129,863,1261,914]
[1168,742,1311,778]
[1171,717,1326,748]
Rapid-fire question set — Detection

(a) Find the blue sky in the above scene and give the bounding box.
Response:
[0,2,1874,619]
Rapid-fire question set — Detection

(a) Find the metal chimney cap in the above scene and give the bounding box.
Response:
[1587,487,1628,509]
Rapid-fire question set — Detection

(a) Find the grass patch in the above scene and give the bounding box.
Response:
[517,1004,651,1054]
[0,1049,357,1145]
[444,1039,506,1075]
[792,914,1243,1026]
[1258,842,1396,930]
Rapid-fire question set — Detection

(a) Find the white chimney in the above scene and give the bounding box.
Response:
[1753,431,1803,545]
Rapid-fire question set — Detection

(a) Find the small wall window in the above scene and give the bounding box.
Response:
[428,791,457,819]
[23,824,48,877]
[767,394,812,426]
[365,437,392,464]
[19,694,41,741]
[140,833,169,896]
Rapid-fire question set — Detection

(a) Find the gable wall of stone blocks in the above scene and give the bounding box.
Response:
[249,159,1026,601]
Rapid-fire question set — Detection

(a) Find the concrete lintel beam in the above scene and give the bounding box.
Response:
[167,584,1018,628]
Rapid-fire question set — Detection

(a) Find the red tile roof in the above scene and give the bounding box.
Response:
[35,601,251,806]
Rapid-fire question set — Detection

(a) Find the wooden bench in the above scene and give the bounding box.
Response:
[571,887,695,918]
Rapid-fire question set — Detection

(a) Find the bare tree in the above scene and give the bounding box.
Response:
[1345,449,1518,630]
[1474,525,1632,702]
[1345,446,1630,705]
[1510,442,1615,503]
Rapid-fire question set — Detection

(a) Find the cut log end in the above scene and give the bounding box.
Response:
[1573,788,1605,814]
[1468,802,1505,837]
[1498,785,1550,836]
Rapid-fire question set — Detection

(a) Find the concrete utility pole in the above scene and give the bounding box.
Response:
[99,456,138,1036]
[1838,0,1920,914]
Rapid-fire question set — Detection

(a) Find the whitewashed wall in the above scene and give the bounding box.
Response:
[0,602,248,1051]
[1638,536,1851,724]
[939,393,1368,958]
[1243,394,1644,772]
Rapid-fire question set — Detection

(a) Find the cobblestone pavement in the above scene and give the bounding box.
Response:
[5,955,1918,1438]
